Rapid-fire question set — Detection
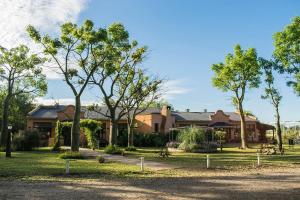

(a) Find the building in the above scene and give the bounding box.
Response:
[26,104,274,146]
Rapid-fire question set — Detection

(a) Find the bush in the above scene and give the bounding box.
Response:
[177,127,218,152]
[104,145,123,154]
[133,133,168,147]
[58,151,84,159]
[125,146,137,151]
[97,156,105,163]
[13,130,40,151]
[166,141,180,148]
[283,129,298,144]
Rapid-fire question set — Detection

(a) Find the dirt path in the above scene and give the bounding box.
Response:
[79,148,176,170]
[1,168,300,200]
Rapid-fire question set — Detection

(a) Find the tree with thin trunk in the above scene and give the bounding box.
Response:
[0,45,47,157]
[89,24,148,145]
[259,58,283,152]
[27,20,108,152]
[211,44,261,149]
[273,16,300,95]
[119,70,162,147]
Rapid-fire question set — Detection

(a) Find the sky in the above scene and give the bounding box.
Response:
[1,0,300,123]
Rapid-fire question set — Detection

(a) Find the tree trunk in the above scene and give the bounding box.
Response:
[127,122,133,147]
[71,96,81,152]
[238,102,248,149]
[1,96,11,157]
[275,106,283,152]
[109,115,118,145]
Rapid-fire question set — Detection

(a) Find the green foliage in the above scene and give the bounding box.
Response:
[12,130,40,151]
[133,133,168,147]
[273,16,300,95]
[58,151,84,159]
[214,131,226,142]
[0,92,34,131]
[97,156,105,163]
[125,146,137,151]
[52,119,101,150]
[177,128,218,152]
[104,145,123,155]
[283,129,298,144]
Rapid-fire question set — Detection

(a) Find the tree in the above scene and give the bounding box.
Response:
[27,20,108,152]
[259,58,283,152]
[119,70,162,147]
[211,44,261,149]
[0,91,35,131]
[0,45,47,157]
[273,16,300,94]
[148,99,174,110]
[89,23,148,145]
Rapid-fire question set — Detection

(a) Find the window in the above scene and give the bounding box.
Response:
[154,123,159,133]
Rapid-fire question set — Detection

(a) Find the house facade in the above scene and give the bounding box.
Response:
[26,104,274,146]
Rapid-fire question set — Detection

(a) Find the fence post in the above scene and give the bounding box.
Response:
[207,155,210,169]
[140,157,144,172]
[66,159,70,174]
[257,153,261,166]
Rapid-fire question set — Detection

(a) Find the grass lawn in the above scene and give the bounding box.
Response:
[123,144,300,169]
[0,148,144,180]
[0,145,299,180]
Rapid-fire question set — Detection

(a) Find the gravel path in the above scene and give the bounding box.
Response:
[1,168,300,200]
[79,148,176,170]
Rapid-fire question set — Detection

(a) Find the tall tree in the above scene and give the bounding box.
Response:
[273,16,300,94]
[90,24,148,145]
[119,70,162,147]
[211,44,261,149]
[259,58,283,152]
[27,20,108,152]
[0,45,47,157]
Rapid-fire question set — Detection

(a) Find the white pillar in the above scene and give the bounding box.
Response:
[140,157,144,172]
[207,155,210,169]
[257,153,261,166]
[66,159,70,174]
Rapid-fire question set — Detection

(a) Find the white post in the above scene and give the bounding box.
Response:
[207,155,210,169]
[140,157,144,172]
[66,159,70,174]
[257,153,261,166]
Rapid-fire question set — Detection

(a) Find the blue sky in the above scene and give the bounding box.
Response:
[2,0,300,123]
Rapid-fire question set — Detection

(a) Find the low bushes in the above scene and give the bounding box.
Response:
[133,133,168,147]
[13,130,40,151]
[125,146,137,151]
[104,145,123,155]
[58,151,84,159]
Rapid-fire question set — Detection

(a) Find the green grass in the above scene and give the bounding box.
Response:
[124,144,300,169]
[0,148,144,179]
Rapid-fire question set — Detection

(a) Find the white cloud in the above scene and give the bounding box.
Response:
[162,79,192,100]
[0,0,88,79]
[34,97,96,106]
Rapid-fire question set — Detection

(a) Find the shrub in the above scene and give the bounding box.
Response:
[283,129,298,144]
[133,133,168,147]
[104,145,123,154]
[97,156,105,163]
[13,130,40,151]
[125,146,137,151]
[58,151,84,159]
[177,128,218,152]
[166,141,180,148]
[177,127,205,145]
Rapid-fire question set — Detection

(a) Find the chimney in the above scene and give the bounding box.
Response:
[204,109,207,113]
[186,109,190,112]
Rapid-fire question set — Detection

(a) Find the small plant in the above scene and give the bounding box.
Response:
[125,146,137,151]
[158,147,171,158]
[58,151,84,159]
[97,156,105,163]
[104,145,123,155]
[13,130,40,151]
